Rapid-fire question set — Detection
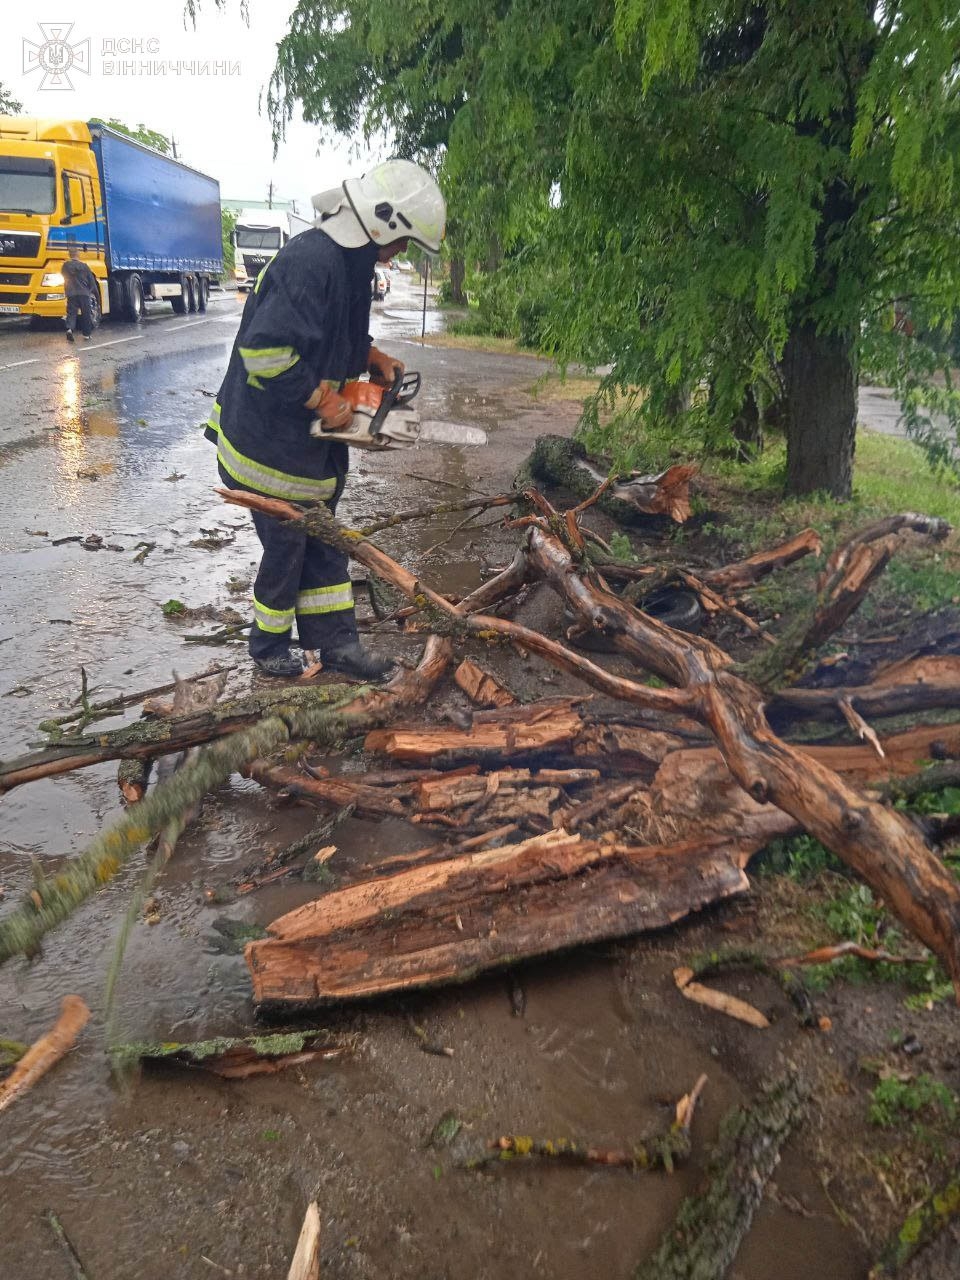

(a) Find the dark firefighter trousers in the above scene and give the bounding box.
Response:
[66,292,95,338]
[249,503,358,661]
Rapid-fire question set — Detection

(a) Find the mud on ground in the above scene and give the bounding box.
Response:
[1,341,958,1279]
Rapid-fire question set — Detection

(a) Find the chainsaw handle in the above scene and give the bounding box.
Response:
[370,370,420,437]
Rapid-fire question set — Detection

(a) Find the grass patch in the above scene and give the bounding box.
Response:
[413,331,537,357]
[869,1074,958,1130]
[526,373,603,404]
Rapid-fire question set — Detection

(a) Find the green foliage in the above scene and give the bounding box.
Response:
[161,599,186,615]
[221,208,237,274]
[0,82,23,115]
[91,118,173,155]
[868,1075,958,1130]
[268,0,960,494]
[757,833,842,882]
[607,531,638,562]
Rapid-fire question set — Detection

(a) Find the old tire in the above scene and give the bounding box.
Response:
[563,587,702,652]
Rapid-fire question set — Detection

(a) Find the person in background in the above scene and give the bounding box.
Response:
[62,247,98,343]
[205,159,446,680]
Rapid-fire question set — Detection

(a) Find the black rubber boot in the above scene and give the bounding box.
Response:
[253,652,304,679]
[322,642,395,681]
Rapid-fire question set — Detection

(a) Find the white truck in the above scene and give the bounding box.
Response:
[232,208,312,291]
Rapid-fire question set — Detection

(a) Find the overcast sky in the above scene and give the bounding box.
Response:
[2,2,376,213]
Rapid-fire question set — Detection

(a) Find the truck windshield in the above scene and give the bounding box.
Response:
[0,158,56,214]
[236,227,282,250]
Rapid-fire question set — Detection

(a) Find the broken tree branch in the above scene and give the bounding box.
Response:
[467,1073,707,1172]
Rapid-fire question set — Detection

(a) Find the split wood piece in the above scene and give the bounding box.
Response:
[673,966,769,1028]
[414,767,594,812]
[454,658,518,708]
[244,761,407,819]
[0,995,90,1114]
[634,1072,807,1280]
[245,830,757,1005]
[366,709,687,772]
[218,489,960,995]
[701,528,823,592]
[868,1173,960,1278]
[748,513,950,689]
[467,1074,707,1173]
[523,523,960,997]
[676,949,818,1028]
[367,707,586,765]
[109,1030,354,1079]
[556,779,642,832]
[838,697,885,758]
[364,824,521,876]
[287,1201,321,1280]
[516,434,697,523]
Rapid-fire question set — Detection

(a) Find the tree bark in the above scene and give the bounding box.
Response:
[783,321,857,499]
[448,256,467,305]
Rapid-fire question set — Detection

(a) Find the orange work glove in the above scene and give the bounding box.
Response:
[368,345,405,387]
[304,380,352,429]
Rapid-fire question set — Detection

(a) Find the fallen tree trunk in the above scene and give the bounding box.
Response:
[246,829,756,1006]
[224,489,960,997]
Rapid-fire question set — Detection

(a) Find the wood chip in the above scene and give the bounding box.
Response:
[673,967,770,1029]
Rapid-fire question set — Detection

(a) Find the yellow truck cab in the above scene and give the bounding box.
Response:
[0,116,222,326]
[0,117,107,322]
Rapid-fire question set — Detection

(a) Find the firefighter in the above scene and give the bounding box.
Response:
[62,247,98,342]
[205,160,446,679]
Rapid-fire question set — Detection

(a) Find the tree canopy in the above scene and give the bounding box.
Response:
[92,119,173,156]
[0,83,24,115]
[269,1,960,496]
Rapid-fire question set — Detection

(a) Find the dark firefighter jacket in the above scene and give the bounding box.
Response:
[205,228,378,504]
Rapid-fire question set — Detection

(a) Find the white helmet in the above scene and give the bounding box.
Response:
[313,159,446,253]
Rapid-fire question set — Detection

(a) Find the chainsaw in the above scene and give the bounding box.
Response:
[310,370,423,451]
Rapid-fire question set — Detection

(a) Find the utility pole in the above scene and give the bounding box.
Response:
[171,137,179,159]
[267,181,274,210]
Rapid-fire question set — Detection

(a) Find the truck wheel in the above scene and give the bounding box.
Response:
[123,274,144,323]
[171,276,188,315]
[196,278,208,312]
[184,276,197,313]
[88,288,102,331]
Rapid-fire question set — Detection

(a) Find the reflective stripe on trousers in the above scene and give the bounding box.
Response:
[297,582,354,614]
[253,597,295,634]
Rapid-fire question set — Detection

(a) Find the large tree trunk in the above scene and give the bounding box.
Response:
[448,256,467,305]
[783,321,857,499]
